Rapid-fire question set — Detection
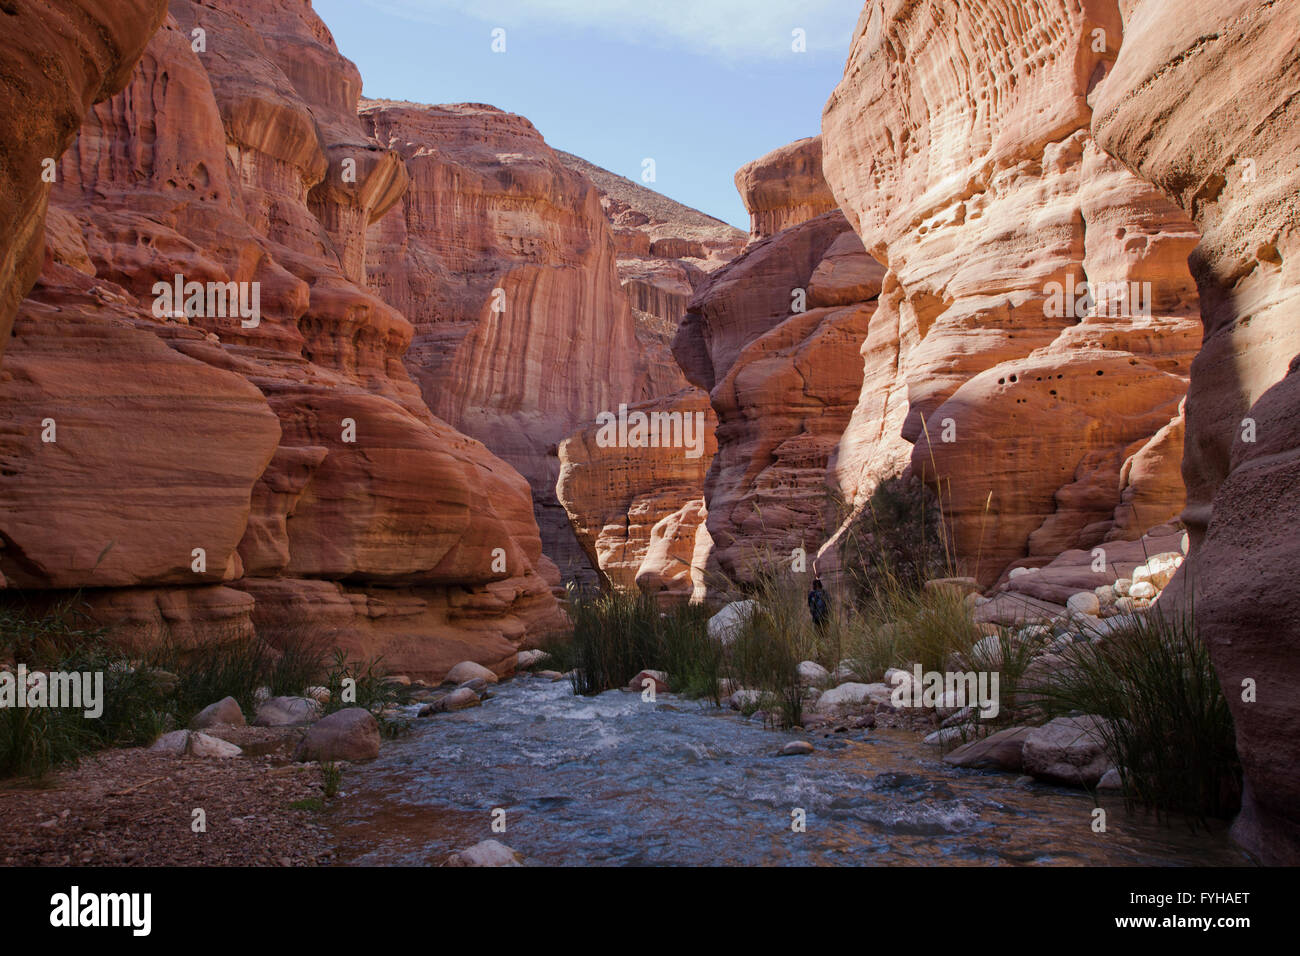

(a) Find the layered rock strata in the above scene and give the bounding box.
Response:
[0,0,169,354]
[362,102,658,582]
[0,1,565,678]
[674,138,889,583]
[556,390,716,600]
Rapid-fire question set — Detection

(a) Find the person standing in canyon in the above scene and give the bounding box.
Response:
[808,578,830,632]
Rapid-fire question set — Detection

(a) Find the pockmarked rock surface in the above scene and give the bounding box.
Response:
[0,1,565,680]
[821,1,1201,585]
[1090,0,1300,864]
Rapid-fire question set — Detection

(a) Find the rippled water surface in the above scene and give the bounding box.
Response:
[331,677,1248,866]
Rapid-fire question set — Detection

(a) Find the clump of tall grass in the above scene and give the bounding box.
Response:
[320,760,342,799]
[144,629,271,726]
[848,579,982,679]
[832,476,983,681]
[0,599,403,779]
[140,622,334,727]
[0,600,172,778]
[1032,607,1241,821]
[956,625,1045,722]
[321,649,412,738]
[555,562,835,727]
[562,584,719,700]
[726,608,803,727]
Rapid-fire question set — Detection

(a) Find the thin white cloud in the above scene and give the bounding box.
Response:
[357,0,858,61]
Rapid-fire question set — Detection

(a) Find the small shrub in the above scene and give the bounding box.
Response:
[322,650,404,715]
[726,612,802,728]
[320,760,342,799]
[145,629,269,727]
[0,601,167,776]
[263,625,332,699]
[840,476,951,601]
[849,579,981,676]
[563,586,677,696]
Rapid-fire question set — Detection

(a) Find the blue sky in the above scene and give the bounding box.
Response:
[313,0,862,229]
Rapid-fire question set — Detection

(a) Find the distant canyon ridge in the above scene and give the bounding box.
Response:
[0,0,1296,862]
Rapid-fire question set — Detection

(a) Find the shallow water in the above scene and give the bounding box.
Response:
[331,677,1249,867]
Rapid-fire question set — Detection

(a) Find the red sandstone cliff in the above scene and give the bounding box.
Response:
[361,101,671,583]
[0,0,168,355]
[814,0,1298,864]
[672,138,888,584]
[547,153,744,596]
[557,390,716,600]
[0,1,565,678]
[820,1,1200,584]
[1091,0,1300,866]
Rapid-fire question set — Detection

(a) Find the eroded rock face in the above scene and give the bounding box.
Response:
[673,136,889,584]
[0,2,564,679]
[361,102,656,582]
[735,137,839,241]
[557,390,716,600]
[0,0,169,356]
[545,153,743,596]
[1091,0,1300,865]
[554,147,745,339]
[821,1,1200,584]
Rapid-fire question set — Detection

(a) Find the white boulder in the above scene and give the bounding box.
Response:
[814,682,891,714]
[796,661,830,685]
[708,600,758,644]
[1129,581,1158,600]
[445,839,523,867]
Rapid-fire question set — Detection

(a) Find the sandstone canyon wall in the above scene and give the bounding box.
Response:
[817,0,1298,863]
[673,138,889,584]
[554,148,745,370]
[551,154,745,597]
[0,0,566,679]
[734,137,839,241]
[359,105,746,590]
[556,389,716,601]
[0,0,168,355]
[361,101,668,583]
[1091,0,1300,866]
[820,0,1201,585]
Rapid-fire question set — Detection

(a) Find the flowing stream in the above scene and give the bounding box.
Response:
[330,676,1248,866]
